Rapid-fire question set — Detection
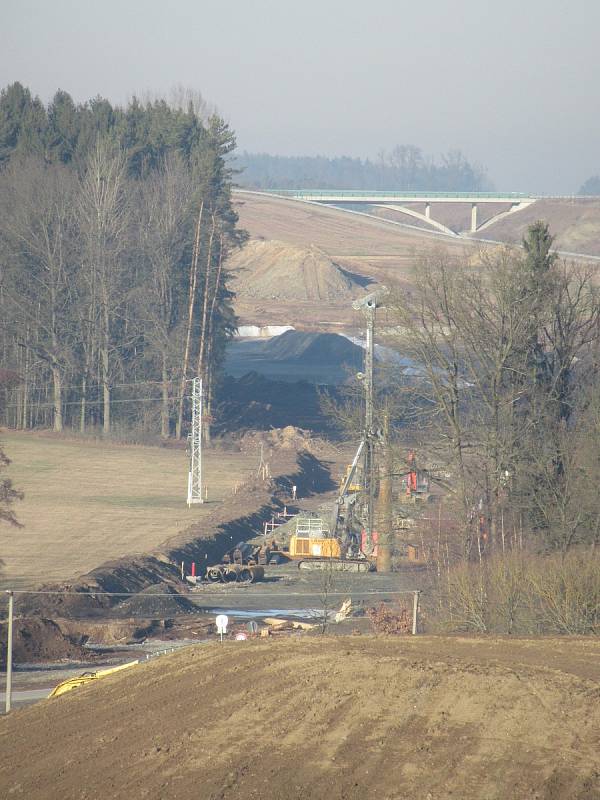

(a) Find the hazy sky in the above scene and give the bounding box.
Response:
[3,0,600,193]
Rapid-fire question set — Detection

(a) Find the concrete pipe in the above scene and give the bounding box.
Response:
[238,568,252,584]
[223,565,240,583]
[206,566,223,583]
[248,566,265,583]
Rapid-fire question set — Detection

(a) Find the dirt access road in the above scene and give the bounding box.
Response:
[0,635,598,800]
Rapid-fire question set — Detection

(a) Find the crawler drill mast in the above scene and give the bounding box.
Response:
[296,287,388,572]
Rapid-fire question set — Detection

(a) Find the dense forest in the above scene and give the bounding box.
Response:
[0,82,245,439]
[235,147,491,192]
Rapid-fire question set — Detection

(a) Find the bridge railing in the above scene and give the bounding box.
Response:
[267,189,535,200]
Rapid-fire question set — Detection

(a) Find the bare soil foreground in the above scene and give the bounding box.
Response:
[1,636,598,800]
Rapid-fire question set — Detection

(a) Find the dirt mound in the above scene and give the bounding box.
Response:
[237,425,313,452]
[0,617,88,667]
[260,330,363,365]
[1,636,598,800]
[227,239,366,302]
[114,584,198,618]
[224,331,364,385]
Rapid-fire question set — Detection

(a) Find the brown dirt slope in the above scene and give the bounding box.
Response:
[231,192,477,329]
[1,636,598,800]
[227,239,368,302]
[474,198,600,256]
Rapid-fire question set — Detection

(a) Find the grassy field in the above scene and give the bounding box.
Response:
[0,431,257,590]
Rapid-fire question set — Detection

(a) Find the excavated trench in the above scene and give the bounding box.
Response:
[2,448,342,665]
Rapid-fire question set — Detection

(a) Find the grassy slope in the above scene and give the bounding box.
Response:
[0,432,256,589]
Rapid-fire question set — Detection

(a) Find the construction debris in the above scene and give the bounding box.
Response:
[366,603,412,634]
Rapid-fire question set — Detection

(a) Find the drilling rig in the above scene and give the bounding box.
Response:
[291,287,389,572]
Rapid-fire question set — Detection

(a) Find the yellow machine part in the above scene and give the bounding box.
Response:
[48,660,139,698]
[339,464,362,494]
[289,536,341,559]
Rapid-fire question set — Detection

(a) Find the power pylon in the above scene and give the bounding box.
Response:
[187,377,204,505]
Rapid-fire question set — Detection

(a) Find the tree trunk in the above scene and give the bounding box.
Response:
[79,375,87,433]
[196,212,217,381]
[101,345,110,435]
[176,200,204,439]
[51,364,63,432]
[376,412,393,573]
[161,355,170,439]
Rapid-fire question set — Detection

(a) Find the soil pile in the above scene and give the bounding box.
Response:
[1,636,598,800]
[224,331,364,385]
[0,617,88,667]
[216,372,334,432]
[260,330,363,365]
[113,584,198,618]
[228,239,367,302]
[236,425,321,453]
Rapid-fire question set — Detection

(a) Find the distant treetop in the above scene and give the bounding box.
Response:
[234,146,493,193]
[578,175,600,196]
[0,82,216,175]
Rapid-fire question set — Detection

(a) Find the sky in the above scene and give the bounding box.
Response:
[2,0,600,194]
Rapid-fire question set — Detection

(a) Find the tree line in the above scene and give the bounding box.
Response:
[389,222,600,556]
[0,82,245,439]
[235,146,491,192]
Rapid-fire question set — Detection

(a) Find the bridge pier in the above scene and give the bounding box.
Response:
[471,203,478,233]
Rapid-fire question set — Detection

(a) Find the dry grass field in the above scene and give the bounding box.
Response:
[0,431,257,590]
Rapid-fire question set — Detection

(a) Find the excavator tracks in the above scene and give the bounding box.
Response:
[298,558,374,573]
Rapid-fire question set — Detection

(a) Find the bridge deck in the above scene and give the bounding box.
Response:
[265,189,537,204]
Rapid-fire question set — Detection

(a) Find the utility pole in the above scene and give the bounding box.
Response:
[5,591,13,713]
[377,410,393,572]
[364,301,375,551]
[187,377,204,506]
[352,287,388,554]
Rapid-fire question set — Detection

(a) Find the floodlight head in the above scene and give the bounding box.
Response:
[352,285,389,311]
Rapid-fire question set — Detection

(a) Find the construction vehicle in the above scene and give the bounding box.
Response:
[400,450,431,502]
[294,288,388,573]
[185,539,272,586]
[338,462,362,494]
[288,516,373,572]
[48,661,139,698]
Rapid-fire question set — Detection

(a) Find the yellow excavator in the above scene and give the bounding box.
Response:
[48,660,139,698]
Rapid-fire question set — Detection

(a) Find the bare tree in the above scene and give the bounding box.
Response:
[134,155,193,437]
[0,158,78,431]
[77,138,130,435]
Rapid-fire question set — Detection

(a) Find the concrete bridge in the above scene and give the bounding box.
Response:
[261,189,538,238]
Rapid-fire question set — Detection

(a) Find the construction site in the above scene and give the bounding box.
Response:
[2,174,600,798]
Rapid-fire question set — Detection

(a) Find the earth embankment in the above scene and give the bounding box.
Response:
[0,636,598,800]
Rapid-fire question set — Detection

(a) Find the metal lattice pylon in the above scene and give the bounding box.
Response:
[187,377,204,505]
